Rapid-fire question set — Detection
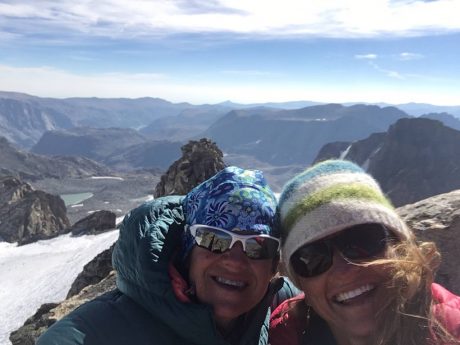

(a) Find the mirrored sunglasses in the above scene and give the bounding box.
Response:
[187,224,280,260]
[291,223,396,278]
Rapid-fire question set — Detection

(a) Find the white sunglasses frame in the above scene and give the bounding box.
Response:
[186,224,280,258]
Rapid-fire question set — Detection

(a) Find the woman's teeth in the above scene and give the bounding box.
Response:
[215,276,246,288]
[335,284,375,303]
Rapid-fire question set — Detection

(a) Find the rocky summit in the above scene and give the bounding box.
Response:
[154,138,225,197]
[0,176,70,245]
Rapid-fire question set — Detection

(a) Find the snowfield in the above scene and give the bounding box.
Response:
[0,230,119,345]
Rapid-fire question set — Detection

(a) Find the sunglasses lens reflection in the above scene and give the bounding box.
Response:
[192,225,279,259]
[245,237,280,259]
[194,227,232,253]
[291,241,332,277]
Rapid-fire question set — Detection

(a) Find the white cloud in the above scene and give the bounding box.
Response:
[1,0,460,39]
[221,69,280,77]
[0,64,167,98]
[0,2,37,17]
[355,54,378,59]
[0,31,20,40]
[398,52,424,60]
[369,61,405,79]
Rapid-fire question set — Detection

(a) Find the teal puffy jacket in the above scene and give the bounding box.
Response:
[37,196,298,345]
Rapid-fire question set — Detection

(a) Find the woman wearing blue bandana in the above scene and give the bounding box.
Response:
[37,166,298,345]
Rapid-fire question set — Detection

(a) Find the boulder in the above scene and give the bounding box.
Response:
[70,210,116,236]
[397,190,460,295]
[0,176,70,244]
[154,138,225,197]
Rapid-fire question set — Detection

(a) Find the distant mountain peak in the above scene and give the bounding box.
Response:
[315,117,460,206]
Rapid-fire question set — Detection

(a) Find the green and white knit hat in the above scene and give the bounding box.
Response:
[278,159,411,282]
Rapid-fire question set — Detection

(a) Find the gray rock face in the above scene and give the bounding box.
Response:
[66,244,115,298]
[0,177,70,244]
[154,138,225,197]
[70,210,116,236]
[397,190,460,295]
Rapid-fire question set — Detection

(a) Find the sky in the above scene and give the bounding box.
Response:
[0,229,119,345]
[0,0,459,105]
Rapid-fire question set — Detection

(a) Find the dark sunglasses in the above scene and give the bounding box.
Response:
[187,224,280,260]
[291,223,395,278]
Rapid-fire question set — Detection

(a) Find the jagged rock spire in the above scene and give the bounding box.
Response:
[154,138,225,197]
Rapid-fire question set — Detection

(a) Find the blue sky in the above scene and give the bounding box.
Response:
[0,0,459,105]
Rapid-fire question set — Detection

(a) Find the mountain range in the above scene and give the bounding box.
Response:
[24,103,416,176]
[0,91,231,148]
[2,91,460,150]
[2,91,460,195]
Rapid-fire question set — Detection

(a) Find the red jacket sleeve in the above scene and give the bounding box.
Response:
[431,283,460,339]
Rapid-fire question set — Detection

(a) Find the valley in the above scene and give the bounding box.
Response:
[30,172,159,224]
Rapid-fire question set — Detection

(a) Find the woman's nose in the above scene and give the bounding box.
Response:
[222,241,248,263]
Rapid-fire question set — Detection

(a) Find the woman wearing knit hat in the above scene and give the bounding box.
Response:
[270,160,460,345]
[38,166,298,345]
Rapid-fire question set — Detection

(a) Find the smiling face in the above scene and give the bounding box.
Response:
[298,250,391,344]
[188,243,275,332]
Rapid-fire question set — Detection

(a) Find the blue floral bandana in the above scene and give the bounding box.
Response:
[181,166,278,260]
